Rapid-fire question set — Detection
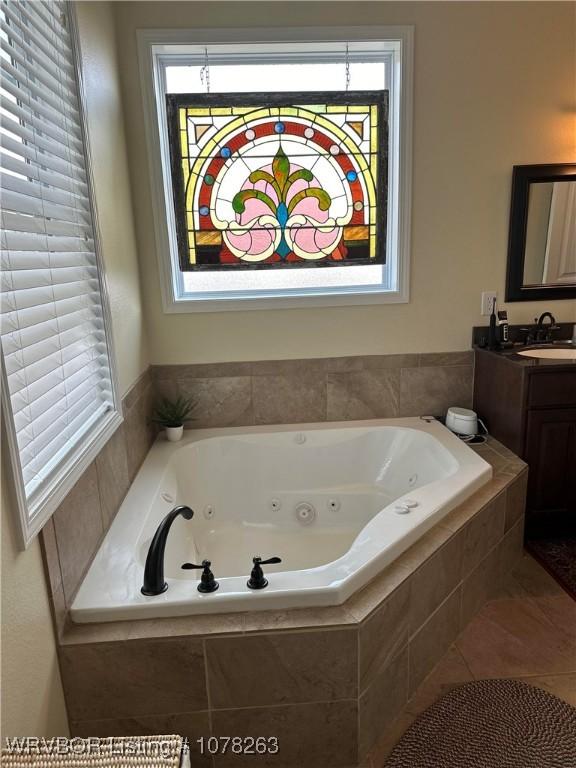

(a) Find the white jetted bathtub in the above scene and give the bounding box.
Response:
[71,418,492,622]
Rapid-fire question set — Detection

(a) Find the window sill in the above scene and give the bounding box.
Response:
[164,286,409,313]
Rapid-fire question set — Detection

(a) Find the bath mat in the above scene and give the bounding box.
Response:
[526,537,576,601]
[382,679,576,768]
[1,735,189,768]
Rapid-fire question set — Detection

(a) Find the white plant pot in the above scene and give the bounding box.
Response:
[165,425,184,442]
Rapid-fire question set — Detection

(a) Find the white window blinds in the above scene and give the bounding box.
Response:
[1,0,119,539]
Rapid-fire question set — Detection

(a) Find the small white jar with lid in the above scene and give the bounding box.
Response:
[445,406,478,436]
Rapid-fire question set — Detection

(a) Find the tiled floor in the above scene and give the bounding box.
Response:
[367,553,576,767]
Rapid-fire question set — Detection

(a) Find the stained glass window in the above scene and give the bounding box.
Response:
[166,91,388,271]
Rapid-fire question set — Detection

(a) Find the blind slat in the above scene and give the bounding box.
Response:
[1,308,103,357]
[15,381,106,441]
[0,113,86,170]
[1,210,92,239]
[1,187,93,227]
[22,397,109,478]
[13,365,109,425]
[0,149,89,197]
[1,60,83,138]
[4,325,106,375]
[0,87,83,155]
[1,31,81,110]
[0,132,84,181]
[1,250,97,271]
[2,264,99,294]
[20,389,110,468]
[1,0,116,507]
[1,291,103,332]
[0,171,92,211]
[0,16,76,91]
[7,339,108,393]
[20,0,74,57]
[2,280,99,318]
[2,230,95,253]
[9,351,110,416]
[2,1,75,74]
[23,408,111,498]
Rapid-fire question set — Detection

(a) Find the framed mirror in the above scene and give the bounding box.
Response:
[505,163,576,301]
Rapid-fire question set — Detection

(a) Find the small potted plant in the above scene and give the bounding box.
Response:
[153,396,196,442]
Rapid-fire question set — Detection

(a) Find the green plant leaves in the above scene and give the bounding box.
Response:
[153,396,197,427]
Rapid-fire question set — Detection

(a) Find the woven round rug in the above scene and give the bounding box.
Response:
[383,679,576,768]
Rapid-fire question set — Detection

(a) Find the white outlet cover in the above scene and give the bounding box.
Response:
[481,291,497,316]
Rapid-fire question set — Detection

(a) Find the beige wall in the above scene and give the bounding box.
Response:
[1,476,69,739]
[115,0,575,364]
[1,1,150,739]
[78,0,149,393]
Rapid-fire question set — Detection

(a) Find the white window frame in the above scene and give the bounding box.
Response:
[1,7,122,548]
[137,26,413,312]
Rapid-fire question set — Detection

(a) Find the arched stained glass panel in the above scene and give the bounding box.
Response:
[166,91,388,271]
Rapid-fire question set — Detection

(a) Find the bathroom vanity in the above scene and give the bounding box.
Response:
[474,342,576,536]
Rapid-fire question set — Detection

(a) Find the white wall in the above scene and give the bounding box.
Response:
[115,0,576,364]
[1,1,149,739]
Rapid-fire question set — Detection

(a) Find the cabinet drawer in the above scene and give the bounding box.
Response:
[528,371,576,408]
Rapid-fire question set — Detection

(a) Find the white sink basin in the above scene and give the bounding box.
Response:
[517,348,576,360]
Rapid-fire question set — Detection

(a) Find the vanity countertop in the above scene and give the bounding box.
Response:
[474,344,576,371]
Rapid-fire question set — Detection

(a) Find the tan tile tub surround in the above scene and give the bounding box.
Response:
[152,351,474,427]
[56,439,527,768]
[40,369,156,637]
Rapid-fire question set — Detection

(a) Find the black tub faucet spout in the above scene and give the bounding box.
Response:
[141,505,194,596]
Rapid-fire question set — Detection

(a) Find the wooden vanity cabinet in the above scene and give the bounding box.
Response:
[474,351,576,536]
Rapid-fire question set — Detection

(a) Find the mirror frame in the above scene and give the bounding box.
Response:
[505,163,576,301]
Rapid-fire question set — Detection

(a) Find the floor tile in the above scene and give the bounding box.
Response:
[508,553,565,598]
[527,594,576,640]
[404,645,473,717]
[513,672,576,707]
[456,596,576,678]
[367,712,415,768]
